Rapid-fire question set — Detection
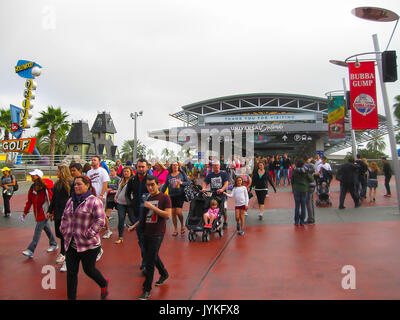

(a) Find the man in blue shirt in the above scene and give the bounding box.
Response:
[202,161,229,229]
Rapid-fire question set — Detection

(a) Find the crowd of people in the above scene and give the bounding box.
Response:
[0,151,393,300]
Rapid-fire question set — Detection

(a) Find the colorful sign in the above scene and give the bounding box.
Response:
[1,138,37,153]
[15,60,42,79]
[348,61,379,129]
[328,96,345,139]
[10,104,23,139]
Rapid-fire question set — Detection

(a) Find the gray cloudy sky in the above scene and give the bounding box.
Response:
[1,0,400,155]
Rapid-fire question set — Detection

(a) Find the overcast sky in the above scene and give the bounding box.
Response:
[1,0,400,156]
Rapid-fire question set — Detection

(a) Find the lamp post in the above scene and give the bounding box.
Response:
[130,111,143,165]
[351,6,400,211]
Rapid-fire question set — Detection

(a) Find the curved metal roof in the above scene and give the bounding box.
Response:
[171,93,330,125]
[166,93,398,154]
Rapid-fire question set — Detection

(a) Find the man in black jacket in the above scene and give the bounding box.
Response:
[382,157,392,197]
[355,154,368,200]
[126,158,152,273]
[336,157,360,209]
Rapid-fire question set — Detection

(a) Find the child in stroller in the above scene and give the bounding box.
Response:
[315,168,332,207]
[186,189,225,242]
[203,199,219,228]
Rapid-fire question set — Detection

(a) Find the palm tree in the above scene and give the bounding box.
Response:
[393,95,400,124]
[146,148,155,160]
[366,135,386,153]
[121,139,147,162]
[161,147,170,162]
[34,106,70,165]
[0,108,12,140]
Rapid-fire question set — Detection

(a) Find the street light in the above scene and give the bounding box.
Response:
[130,110,143,165]
[351,6,400,212]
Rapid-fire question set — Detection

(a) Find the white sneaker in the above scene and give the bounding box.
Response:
[22,249,33,258]
[60,261,67,272]
[56,254,65,264]
[244,211,248,216]
[96,248,104,262]
[47,245,58,253]
[102,230,112,239]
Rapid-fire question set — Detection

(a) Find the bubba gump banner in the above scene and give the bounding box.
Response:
[348,61,379,129]
[328,95,345,139]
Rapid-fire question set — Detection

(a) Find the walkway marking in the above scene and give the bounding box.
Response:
[188,229,237,300]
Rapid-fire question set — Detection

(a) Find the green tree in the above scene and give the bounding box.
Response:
[0,108,12,140]
[121,139,147,162]
[366,135,386,153]
[34,106,70,165]
[393,95,400,124]
[161,147,170,162]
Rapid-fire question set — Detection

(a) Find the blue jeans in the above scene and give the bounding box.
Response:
[293,191,307,225]
[132,213,146,269]
[27,219,57,253]
[116,203,135,238]
[275,170,281,185]
[281,169,290,185]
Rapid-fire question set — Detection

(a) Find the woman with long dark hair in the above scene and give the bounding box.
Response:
[161,161,190,236]
[60,175,109,300]
[48,165,73,272]
[250,161,276,220]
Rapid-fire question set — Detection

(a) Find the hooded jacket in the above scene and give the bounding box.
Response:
[24,178,54,222]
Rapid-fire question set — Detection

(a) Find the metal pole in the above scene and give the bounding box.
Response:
[373,33,400,212]
[133,112,137,165]
[342,78,358,156]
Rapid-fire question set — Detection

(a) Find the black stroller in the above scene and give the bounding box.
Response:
[186,184,225,242]
[315,168,333,207]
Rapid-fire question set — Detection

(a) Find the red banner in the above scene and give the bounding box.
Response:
[348,61,378,129]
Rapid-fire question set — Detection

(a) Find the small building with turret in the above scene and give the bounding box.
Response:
[65,111,119,160]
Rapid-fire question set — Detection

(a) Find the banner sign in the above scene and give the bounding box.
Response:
[205,113,316,124]
[348,61,379,129]
[10,104,23,139]
[328,96,345,139]
[1,138,37,153]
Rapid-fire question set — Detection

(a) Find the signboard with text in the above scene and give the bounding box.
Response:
[348,61,378,129]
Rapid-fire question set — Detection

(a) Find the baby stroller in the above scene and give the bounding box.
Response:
[315,168,332,207]
[186,186,225,242]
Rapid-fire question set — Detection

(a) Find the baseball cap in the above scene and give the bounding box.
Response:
[29,169,44,177]
[1,167,11,172]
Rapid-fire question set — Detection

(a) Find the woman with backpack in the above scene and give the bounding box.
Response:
[21,169,58,258]
[161,161,190,236]
[1,167,16,217]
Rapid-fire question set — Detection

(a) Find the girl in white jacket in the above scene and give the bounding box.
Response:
[224,176,249,235]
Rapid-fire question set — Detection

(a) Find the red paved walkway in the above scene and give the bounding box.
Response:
[1,177,399,300]
[1,220,400,300]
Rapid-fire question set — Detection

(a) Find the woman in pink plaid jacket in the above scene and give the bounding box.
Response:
[60,175,109,300]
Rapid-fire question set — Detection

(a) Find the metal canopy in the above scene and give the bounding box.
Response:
[164,93,396,154]
[171,93,330,126]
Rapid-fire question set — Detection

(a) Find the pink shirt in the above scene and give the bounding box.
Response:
[207,208,219,218]
[153,169,169,186]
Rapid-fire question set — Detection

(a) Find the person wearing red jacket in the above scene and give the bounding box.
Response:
[22,169,58,258]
